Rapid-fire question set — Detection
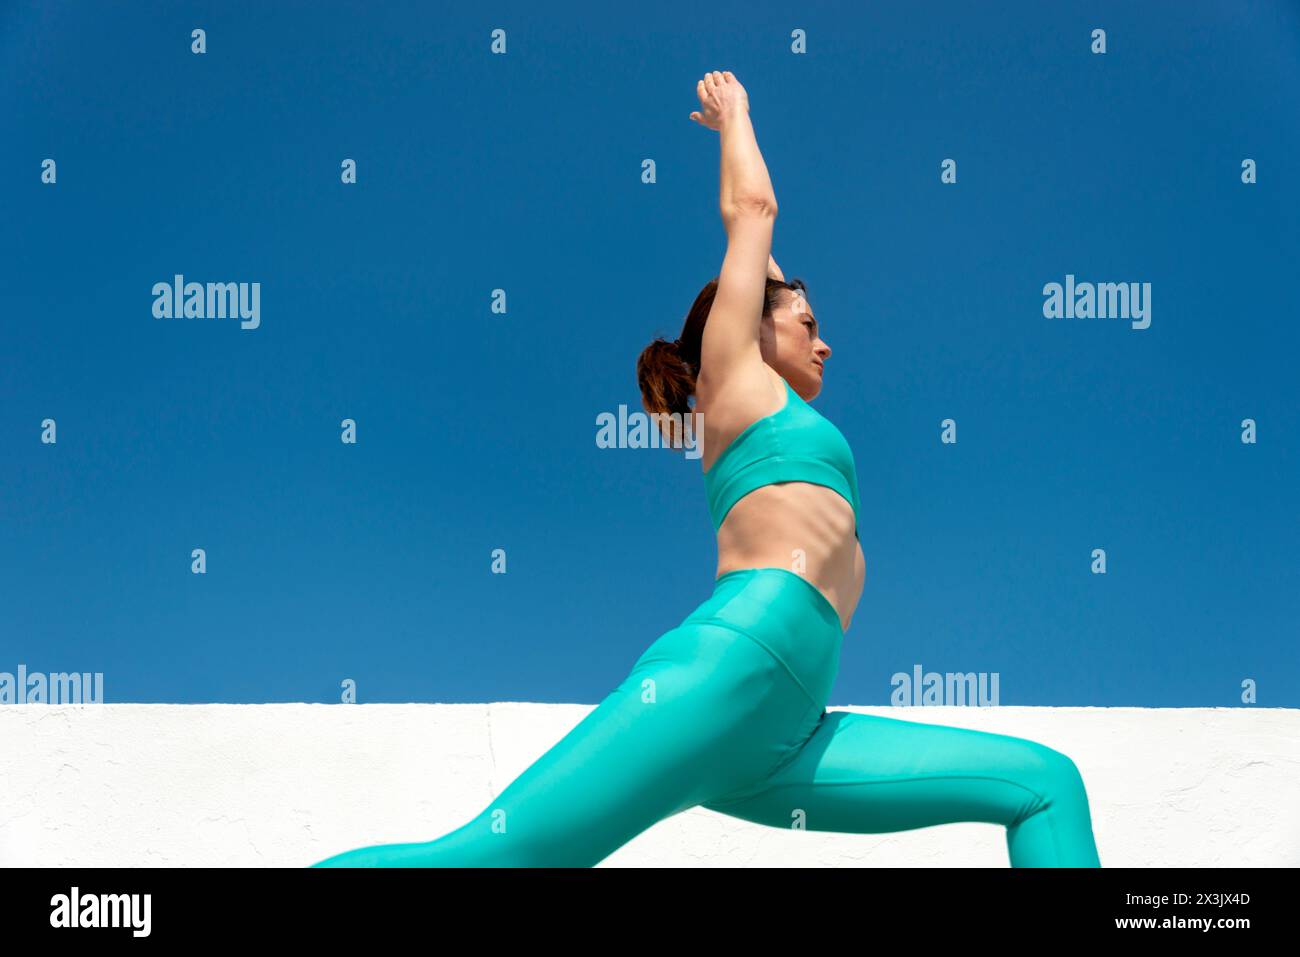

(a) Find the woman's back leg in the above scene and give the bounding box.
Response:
[311,622,819,867]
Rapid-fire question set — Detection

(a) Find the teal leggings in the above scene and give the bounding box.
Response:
[311,568,1101,867]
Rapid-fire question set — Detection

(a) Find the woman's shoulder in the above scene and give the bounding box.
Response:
[696,363,788,472]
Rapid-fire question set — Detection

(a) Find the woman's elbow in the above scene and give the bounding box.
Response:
[721,195,778,226]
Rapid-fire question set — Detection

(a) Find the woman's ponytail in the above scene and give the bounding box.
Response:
[636,336,697,449]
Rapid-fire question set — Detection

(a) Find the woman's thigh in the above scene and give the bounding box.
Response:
[701,709,1101,866]
[314,620,824,867]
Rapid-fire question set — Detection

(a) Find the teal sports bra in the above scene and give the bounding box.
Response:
[702,377,862,541]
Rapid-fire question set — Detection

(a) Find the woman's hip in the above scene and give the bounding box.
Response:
[651,567,844,709]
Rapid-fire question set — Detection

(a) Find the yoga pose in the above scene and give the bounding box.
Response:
[311,71,1101,868]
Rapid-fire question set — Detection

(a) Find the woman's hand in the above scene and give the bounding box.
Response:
[689,70,749,131]
[767,254,785,282]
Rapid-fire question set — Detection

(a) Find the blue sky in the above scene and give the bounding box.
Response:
[2,0,1296,705]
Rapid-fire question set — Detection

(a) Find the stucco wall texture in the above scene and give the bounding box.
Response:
[2,704,1296,867]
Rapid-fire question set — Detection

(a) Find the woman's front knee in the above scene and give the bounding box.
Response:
[1022,741,1088,799]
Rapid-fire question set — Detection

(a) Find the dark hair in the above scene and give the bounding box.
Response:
[636,276,809,449]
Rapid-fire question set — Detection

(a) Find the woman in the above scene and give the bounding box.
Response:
[312,71,1102,868]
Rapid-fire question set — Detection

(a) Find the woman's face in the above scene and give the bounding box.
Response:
[760,288,831,399]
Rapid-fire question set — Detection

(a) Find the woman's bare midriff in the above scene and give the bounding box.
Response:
[714,482,866,633]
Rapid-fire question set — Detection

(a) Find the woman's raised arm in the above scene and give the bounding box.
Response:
[689,71,777,387]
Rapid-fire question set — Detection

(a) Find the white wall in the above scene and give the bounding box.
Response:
[2,704,1296,867]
